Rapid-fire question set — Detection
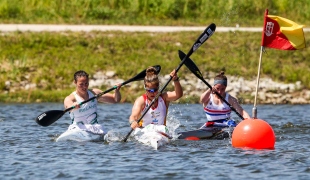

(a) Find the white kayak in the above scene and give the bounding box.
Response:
[56,122,106,142]
[134,124,171,150]
[56,129,105,142]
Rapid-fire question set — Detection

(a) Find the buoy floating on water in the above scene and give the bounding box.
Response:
[232,118,275,149]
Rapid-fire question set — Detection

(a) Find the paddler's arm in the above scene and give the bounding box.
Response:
[112,83,122,102]
[200,88,212,107]
[94,84,121,103]
[129,96,144,129]
[165,70,183,101]
[228,96,251,119]
[64,93,79,110]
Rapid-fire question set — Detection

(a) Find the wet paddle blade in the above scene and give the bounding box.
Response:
[178,50,204,81]
[126,65,161,82]
[35,110,65,127]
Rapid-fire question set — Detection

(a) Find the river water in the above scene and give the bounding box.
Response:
[0,103,309,179]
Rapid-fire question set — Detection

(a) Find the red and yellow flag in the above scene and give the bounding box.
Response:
[261,9,306,50]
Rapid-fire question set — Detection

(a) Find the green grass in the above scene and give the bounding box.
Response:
[0,0,309,26]
[0,30,309,103]
[1,0,310,103]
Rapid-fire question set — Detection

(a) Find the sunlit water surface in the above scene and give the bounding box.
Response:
[0,103,309,179]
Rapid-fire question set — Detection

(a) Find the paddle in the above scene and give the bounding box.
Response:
[123,23,216,142]
[178,50,244,120]
[35,65,161,127]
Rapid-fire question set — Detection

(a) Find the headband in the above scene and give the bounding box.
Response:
[214,79,227,86]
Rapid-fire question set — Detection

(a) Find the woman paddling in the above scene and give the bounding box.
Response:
[63,70,121,136]
[129,66,183,137]
[200,71,250,129]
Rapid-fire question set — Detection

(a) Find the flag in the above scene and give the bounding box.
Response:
[261,9,306,50]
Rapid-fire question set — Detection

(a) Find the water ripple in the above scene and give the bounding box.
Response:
[0,103,310,179]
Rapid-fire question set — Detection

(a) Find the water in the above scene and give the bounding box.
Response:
[1,103,309,179]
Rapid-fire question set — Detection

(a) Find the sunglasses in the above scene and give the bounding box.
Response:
[145,87,159,93]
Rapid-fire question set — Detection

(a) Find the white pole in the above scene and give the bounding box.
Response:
[252,46,264,118]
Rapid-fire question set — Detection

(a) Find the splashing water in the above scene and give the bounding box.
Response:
[220,7,240,27]
[104,129,125,142]
[166,104,181,139]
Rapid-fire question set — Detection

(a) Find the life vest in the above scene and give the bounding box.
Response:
[70,90,98,125]
[203,93,231,121]
[140,94,168,127]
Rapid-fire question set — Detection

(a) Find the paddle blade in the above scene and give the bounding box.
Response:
[35,110,65,127]
[153,65,161,75]
[178,50,204,80]
[176,23,216,72]
[191,23,216,53]
[127,65,161,83]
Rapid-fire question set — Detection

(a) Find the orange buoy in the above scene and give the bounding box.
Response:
[232,118,275,149]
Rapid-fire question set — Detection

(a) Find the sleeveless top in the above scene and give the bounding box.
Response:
[203,93,231,121]
[140,94,167,127]
[70,90,98,125]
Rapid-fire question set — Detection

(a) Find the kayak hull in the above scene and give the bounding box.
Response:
[148,132,170,150]
[56,129,105,142]
[177,127,232,140]
[134,124,170,150]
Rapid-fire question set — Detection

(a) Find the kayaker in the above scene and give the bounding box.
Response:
[200,71,250,128]
[129,66,183,130]
[63,70,121,135]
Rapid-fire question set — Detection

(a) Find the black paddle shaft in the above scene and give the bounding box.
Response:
[66,65,161,113]
[178,50,244,120]
[123,23,216,142]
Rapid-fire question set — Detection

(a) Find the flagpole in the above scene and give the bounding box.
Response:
[252,9,268,119]
[252,46,263,118]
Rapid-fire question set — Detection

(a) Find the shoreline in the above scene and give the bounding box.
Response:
[90,71,310,104]
[1,25,309,104]
[3,70,310,104]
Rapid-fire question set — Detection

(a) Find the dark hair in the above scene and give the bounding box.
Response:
[214,71,227,80]
[74,70,89,82]
[213,71,228,86]
[144,66,159,86]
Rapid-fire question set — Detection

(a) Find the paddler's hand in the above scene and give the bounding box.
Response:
[170,69,179,82]
[130,120,139,129]
[113,83,122,102]
[115,83,122,91]
[211,86,216,94]
[72,102,81,109]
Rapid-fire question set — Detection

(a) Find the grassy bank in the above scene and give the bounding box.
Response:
[1,0,310,103]
[0,0,309,26]
[0,30,309,103]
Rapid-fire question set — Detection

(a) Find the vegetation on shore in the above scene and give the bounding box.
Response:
[0,0,309,103]
[1,30,309,103]
[0,0,309,26]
